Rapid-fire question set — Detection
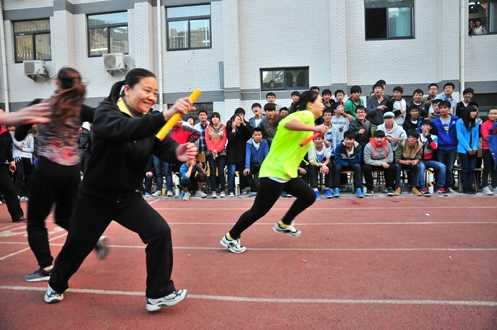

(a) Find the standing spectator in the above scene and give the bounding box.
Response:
[427,99,442,121]
[259,103,277,146]
[366,82,389,135]
[472,18,487,34]
[227,113,251,197]
[205,112,227,198]
[265,92,281,112]
[431,100,459,192]
[331,103,349,144]
[321,89,335,124]
[179,159,207,200]
[45,68,194,311]
[334,130,364,198]
[390,86,407,126]
[418,120,447,195]
[334,89,345,107]
[308,135,333,199]
[243,127,269,195]
[362,130,396,196]
[141,154,154,198]
[12,127,34,201]
[185,116,195,128]
[377,112,407,151]
[423,83,439,114]
[456,105,480,194]
[403,104,422,134]
[194,109,209,164]
[394,130,423,196]
[481,108,497,195]
[30,123,39,163]
[455,88,474,119]
[77,122,91,175]
[322,108,338,152]
[437,82,457,114]
[349,105,371,150]
[289,91,301,113]
[406,89,427,118]
[344,85,363,122]
[249,103,264,129]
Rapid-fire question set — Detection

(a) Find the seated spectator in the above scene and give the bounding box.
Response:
[179,159,207,200]
[227,113,252,197]
[334,130,363,198]
[403,104,422,134]
[349,105,371,150]
[363,130,396,196]
[243,127,269,195]
[377,111,407,151]
[418,120,447,195]
[298,155,310,185]
[308,136,333,199]
[394,130,423,196]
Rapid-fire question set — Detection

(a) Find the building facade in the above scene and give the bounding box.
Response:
[1,0,496,119]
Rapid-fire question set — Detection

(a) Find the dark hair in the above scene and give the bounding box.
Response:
[413,89,423,96]
[51,67,86,131]
[210,112,221,122]
[432,99,442,105]
[373,83,384,90]
[462,88,474,95]
[252,127,263,133]
[376,79,386,86]
[443,82,455,89]
[298,90,320,110]
[187,115,195,123]
[105,68,155,103]
[344,130,355,139]
[322,89,332,96]
[198,109,208,116]
[264,103,276,111]
[310,86,320,92]
[393,86,403,94]
[438,100,451,109]
[356,105,366,113]
[291,91,301,97]
[408,104,419,112]
[462,105,478,130]
[279,107,289,112]
[476,18,482,23]
[407,129,420,139]
[323,108,333,115]
[421,119,432,126]
[234,107,245,115]
[265,92,276,98]
[374,130,386,137]
[252,102,262,109]
[334,89,345,97]
[350,85,362,94]
[428,83,438,90]
[468,101,479,107]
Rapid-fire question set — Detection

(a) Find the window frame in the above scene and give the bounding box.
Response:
[13,19,51,63]
[87,12,129,58]
[364,0,415,40]
[260,67,309,91]
[166,4,212,51]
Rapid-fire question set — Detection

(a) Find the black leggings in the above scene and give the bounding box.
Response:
[229,177,316,238]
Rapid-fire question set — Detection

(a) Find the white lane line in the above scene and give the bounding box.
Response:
[0,233,67,261]
[1,285,495,307]
[163,222,497,225]
[153,206,497,211]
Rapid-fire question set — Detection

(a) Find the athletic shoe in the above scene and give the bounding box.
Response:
[324,188,333,198]
[25,267,51,282]
[220,234,247,253]
[420,187,431,196]
[356,188,364,198]
[436,187,447,195]
[448,187,456,193]
[334,187,340,198]
[166,191,173,197]
[95,236,110,260]
[229,192,235,197]
[411,187,422,196]
[219,191,225,198]
[273,222,301,237]
[183,192,191,201]
[45,285,64,304]
[195,191,207,198]
[364,189,373,196]
[493,187,497,194]
[482,186,493,195]
[20,196,28,202]
[394,187,402,195]
[211,192,217,198]
[14,217,28,223]
[314,190,321,200]
[146,290,188,312]
[249,192,257,196]
[281,191,288,197]
[144,192,152,199]
[470,188,477,194]
[387,187,394,196]
[152,191,161,197]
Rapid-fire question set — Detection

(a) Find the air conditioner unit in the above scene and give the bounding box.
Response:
[24,60,46,76]
[103,53,126,75]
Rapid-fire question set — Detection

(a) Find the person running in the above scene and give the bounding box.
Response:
[220,90,327,253]
[15,67,109,283]
[44,68,196,312]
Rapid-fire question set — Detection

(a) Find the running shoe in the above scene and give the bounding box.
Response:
[220,234,246,253]
[273,222,301,237]
[45,285,64,303]
[25,267,51,282]
[146,290,188,312]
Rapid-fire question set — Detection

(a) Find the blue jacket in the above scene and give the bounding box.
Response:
[245,138,269,169]
[456,119,479,154]
[432,115,459,150]
[487,121,497,170]
[334,141,362,166]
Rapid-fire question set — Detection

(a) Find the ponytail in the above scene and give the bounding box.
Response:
[50,67,86,130]
[105,80,125,103]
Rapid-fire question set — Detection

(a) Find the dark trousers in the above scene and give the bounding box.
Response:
[14,157,33,196]
[458,152,477,190]
[49,191,176,299]
[207,155,226,192]
[436,149,457,188]
[244,165,260,192]
[482,149,497,187]
[0,168,23,221]
[27,157,80,268]
[308,163,333,188]
[181,171,206,191]
[334,163,362,190]
[229,177,315,238]
[362,163,396,190]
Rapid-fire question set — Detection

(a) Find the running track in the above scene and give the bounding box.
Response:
[0,194,496,329]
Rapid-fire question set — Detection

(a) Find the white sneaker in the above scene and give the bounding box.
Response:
[229,192,234,197]
[195,191,207,198]
[183,192,191,201]
[220,191,225,198]
[166,191,173,197]
[152,191,161,197]
[95,236,110,260]
[45,285,64,304]
[211,192,217,198]
[146,290,188,312]
[220,234,247,253]
[273,222,301,237]
[482,186,494,195]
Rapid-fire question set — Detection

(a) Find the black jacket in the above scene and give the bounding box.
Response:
[80,101,179,203]
[226,124,251,164]
[0,127,13,167]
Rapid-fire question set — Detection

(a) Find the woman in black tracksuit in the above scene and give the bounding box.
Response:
[46,68,197,312]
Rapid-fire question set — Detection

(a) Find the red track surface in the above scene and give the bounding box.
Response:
[1,194,496,329]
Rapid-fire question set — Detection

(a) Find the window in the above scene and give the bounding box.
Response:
[260,67,309,91]
[469,1,497,35]
[365,0,414,40]
[167,5,211,50]
[88,12,128,57]
[14,19,51,63]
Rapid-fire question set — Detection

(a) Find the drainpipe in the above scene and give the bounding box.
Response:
[459,0,465,94]
[0,0,10,112]
[157,0,163,112]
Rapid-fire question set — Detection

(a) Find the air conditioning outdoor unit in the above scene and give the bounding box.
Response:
[103,53,126,75]
[24,60,49,81]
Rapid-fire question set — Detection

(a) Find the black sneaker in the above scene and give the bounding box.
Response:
[146,290,188,312]
[386,187,394,196]
[364,189,373,196]
[25,267,51,282]
[44,285,64,303]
